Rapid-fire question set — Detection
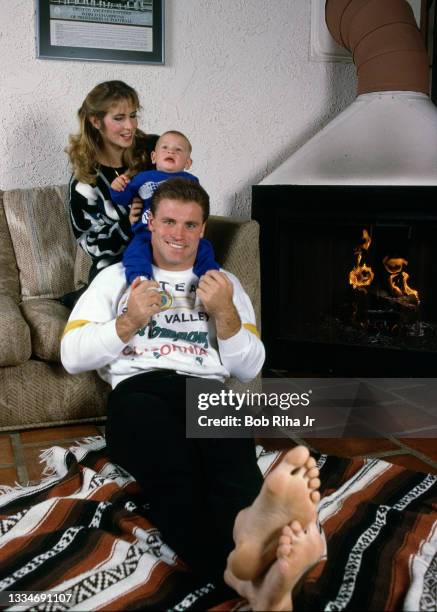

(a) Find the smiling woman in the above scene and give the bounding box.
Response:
[90,100,139,157]
[65,80,157,288]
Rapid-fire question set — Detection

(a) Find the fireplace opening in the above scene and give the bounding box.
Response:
[285,222,435,348]
[252,185,437,376]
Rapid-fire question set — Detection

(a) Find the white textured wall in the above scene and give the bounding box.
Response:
[0,0,356,216]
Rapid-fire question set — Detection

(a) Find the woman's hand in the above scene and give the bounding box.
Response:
[129,197,143,225]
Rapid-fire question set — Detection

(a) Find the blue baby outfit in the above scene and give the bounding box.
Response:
[109,170,219,284]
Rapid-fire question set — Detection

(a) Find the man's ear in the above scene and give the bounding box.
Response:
[200,221,206,238]
[89,115,101,130]
[148,214,155,232]
[185,157,193,170]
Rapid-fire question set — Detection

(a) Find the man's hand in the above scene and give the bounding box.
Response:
[111,173,130,192]
[116,277,161,342]
[129,197,143,225]
[196,270,241,339]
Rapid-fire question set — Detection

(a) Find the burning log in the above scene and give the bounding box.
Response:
[349,229,374,292]
[348,229,421,333]
[382,256,420,305]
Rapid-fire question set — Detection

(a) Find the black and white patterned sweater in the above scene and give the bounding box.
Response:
[69,165,133,281]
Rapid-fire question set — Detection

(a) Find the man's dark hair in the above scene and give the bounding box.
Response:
[151,178,210,221]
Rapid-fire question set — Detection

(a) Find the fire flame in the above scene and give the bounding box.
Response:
[349,229,374,291]
[382,256,420,304]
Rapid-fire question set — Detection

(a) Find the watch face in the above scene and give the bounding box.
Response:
[159,290,173,311]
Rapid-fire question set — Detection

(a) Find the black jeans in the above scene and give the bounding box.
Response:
[105,370,263,582]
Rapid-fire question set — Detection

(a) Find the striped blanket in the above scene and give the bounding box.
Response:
[0,438,435,611]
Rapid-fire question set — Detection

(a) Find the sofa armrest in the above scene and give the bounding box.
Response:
[0,295,31,365]
[21,299,70,362]
[205,216,261,329]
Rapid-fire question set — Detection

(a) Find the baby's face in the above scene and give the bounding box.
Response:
[152,133,192,173]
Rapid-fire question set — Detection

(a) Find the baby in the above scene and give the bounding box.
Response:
[110,130,219,284]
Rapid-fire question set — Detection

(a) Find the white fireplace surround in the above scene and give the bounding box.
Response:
[260,91,437,186]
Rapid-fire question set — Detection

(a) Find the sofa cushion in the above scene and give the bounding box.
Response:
[0,360,110,430]
[3,186,76,300]
[0,295,32,366]
[21,299,70,362]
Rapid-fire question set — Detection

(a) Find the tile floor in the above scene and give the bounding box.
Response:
[260,435,437,474]
[0,424,105,488]
[0,423,436,489]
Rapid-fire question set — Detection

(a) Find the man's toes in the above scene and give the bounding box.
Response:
[310,490,321,505]
[283,446,310,470]
[305,456,316,471]
[309,477,320,492]
[306,467,319,481]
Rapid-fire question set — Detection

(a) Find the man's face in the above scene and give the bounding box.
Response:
[148,198,205,271]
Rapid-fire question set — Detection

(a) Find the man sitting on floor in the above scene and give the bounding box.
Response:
[61,177,324,610]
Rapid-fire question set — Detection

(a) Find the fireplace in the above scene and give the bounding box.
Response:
[252,2,437,376]
[252,185,437,376]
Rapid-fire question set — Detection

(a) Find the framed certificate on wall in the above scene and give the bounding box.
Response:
[36,0,164,65]
[431,0,436,106]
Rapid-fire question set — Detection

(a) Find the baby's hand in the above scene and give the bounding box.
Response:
[129,197,143,225]
[111,174,130,191]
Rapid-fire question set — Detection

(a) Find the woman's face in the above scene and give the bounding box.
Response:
[97,99,138,151]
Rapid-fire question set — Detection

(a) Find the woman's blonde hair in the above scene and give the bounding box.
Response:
[66,80,150,184]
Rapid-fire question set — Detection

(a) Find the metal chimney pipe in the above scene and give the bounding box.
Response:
[325,0,429,95]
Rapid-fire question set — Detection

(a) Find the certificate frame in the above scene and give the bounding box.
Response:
[431,0,436,106]
[36,0,164,65]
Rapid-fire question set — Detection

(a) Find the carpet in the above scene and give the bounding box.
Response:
[0,438,435,611]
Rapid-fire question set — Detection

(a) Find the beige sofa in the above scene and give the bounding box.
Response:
[0,185,261,431]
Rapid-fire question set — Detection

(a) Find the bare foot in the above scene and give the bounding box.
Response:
[254,521,325,610]
[224,520,325,611]
[228,446,320,581]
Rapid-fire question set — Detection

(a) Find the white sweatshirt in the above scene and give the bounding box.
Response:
[61,263,265,389]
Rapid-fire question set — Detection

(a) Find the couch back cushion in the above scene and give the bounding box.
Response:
[0,190,21,302]
[3,186,76,300]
